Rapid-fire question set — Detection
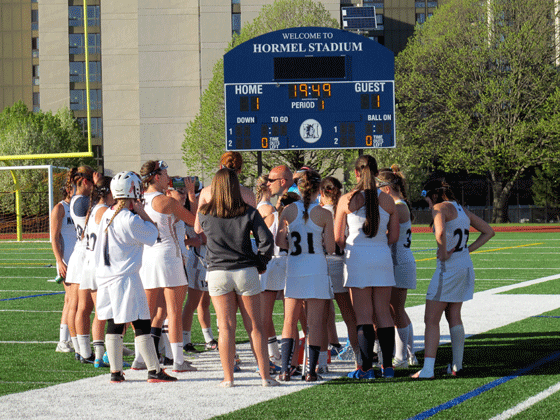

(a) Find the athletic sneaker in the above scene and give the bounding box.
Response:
[329,343,344,357]
[256,361,282,375]
[172,360,197,372]
[74,352,81,361]
[347,368,376,379]
[289,366,302,377]
[183,343,202,354]
[408,353,419,366]
[103,351,110,364]
[393,358,409,369]
[446,364,466,377]
[205,339,218,350]
[147,369,177,383]
[162,356,173,366]
[381,367,394,378]
[131,360,147,370]
[304,372,322,382]
[55,341,73,353]
[110,371,125,383]
[81,354,96,364]
[316,365,329,374]
[233,361,241,373]
[94,359,109,368]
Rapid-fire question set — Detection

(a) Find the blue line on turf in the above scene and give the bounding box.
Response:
[533,316,560,318]
[407,351,560,420]
[0,292,65,301]
[412,248,438,253]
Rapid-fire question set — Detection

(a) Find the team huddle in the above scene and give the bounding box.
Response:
[51,152,494,386]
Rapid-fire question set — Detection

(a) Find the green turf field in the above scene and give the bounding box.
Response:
[1,231,559,419]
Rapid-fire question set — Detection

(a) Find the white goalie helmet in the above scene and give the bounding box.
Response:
[110,171,143,200]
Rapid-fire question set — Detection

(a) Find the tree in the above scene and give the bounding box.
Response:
[0,101,94,215]
[395,0,560,222]
[182,0,352,184]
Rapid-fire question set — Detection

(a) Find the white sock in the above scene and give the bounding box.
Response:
[268,336,281,361]
[93,340,105,360]
[59,324,70,342]
[77,334,92,358]
[407,323,415,357]
[161,322,172,359]
[202,328,214,343]
[135,334,160,372]
[70,336,79,352]
[135,342,145,364]
[171,342,184,364]
[450,324,465,372]
[183,330,192,346]
[395,326,409,362]
[419,357,435,378]
[105,334,123,373]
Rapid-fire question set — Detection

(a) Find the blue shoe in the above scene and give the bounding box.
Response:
[256,361,282,375]
[103,351,109,364]
[347,368,376,379]
[233,361,241,373]
[123,361,131,368]
[382,367,394,378]
[94,359,109,368]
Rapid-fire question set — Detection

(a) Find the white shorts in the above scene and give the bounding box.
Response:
[65,245,86,285]
[207,267,261,297]
[327,255,347,294]
[140,255,188,289]
[393,261,417,290]
[79,264,98,291]
[427,257,474,302]
[343,245,396,289]
[260,255,286,292]
[96,275,150,324]
[186,250,208,291]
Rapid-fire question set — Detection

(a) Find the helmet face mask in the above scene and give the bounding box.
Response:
[110,171,143,201]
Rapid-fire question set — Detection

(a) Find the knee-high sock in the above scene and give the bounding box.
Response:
[105,334,123,373]
[307,345,321,375]
[93,340,105,360]
[268,336,281,361]
[407,323,415,358]
[377,327,395,369]
[150,327,162,358]
[59,324,70,343]
[77,334,91,358]
[450,324,465,372]
[281,338,294,373]
[136,333,161,372]
[395,325,409,362]
[357,324,375,371]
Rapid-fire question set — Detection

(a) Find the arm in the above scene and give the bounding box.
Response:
[334,194,350,250]
[466,209,495,253]
[50,203,67,278]
[275,204,294,250]
[380,193,399,245]
[432,203,450,261]
[154,194,196,226]
[252,210,274,273]
[321,209,336,255]
[132,199,156,226]
[194,187,211,234]
[263,212,276,228]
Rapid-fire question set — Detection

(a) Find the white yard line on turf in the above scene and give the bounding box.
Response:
[489,381,560,420]
[0,274,559,420]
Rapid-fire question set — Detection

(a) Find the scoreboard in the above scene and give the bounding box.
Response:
[224,27,395,151]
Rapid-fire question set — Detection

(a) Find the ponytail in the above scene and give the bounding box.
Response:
[297,170,321,222]
[353,155,379,237]
[105,199,127,233]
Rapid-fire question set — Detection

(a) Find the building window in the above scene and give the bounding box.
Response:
[363,1,384,8]
[416,13,426,24]
[93,145,103,167]
[70,61,102,83]
[232,0,240,4]
[70,89,102,111]
[31,10,38,30]
[33,65,39,85]
[76,117,103,138]
[427,2,438,8]
[32,37,39,57]
[415,2,425,8]
[68,5,101,27]
[69,34,101,55]
[232,14,241,36]
[33,92,40,113]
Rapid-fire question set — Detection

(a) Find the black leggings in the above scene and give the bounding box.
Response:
[106,319,151,336]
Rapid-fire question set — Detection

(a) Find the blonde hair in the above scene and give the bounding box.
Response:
[255,174,269,204]
[320,176,342,216]
[104,199,127,232]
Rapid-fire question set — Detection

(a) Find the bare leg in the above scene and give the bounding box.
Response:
[211,292,238,384]
[334,292,358,350]
[239,293,271,381]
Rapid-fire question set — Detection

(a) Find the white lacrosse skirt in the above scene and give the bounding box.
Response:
[140,254,188,289]
[64,243,86,285]
[393,261,417,290]
[260,255,287,292]
[96,275,150,324]
[426,256,475,303]
[327,255,347,294]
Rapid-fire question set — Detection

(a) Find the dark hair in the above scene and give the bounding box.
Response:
[199,168,248,218]
[320,176,342,216]
[423,179,456,205]
[378,164,414,221]
[82,176,112,239]
[278,191,300,217]
[72,166,94,188]
[140,160,165,187]
[297,170,321,222]
[352,155,379,237]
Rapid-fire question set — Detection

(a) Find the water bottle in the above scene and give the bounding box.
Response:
[55,275,65,284]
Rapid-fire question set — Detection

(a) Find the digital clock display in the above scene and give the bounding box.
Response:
[224,27,396,151]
